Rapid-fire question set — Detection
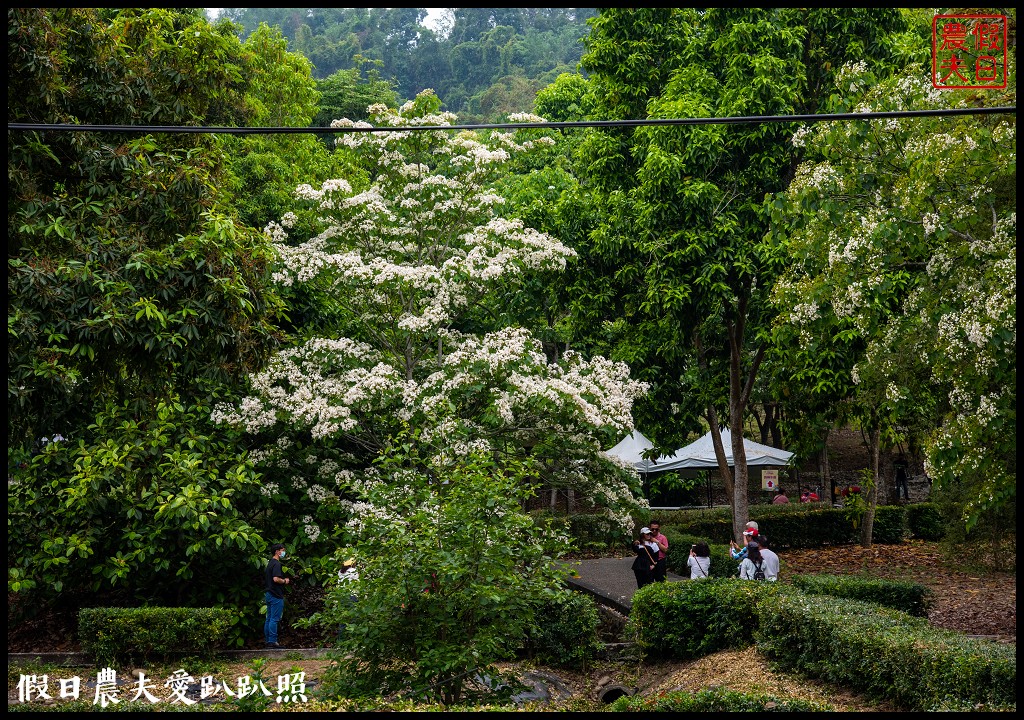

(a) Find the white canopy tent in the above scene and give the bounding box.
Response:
[606,428,793,474]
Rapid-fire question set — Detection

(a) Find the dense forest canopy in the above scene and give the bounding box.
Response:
[217,7,597,123]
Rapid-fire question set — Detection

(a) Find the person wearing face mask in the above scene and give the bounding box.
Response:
[264,543,291,648]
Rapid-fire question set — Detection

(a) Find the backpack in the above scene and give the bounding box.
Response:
[752,560,766,581]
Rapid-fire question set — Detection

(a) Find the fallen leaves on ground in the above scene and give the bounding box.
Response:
[779,540,1016,641]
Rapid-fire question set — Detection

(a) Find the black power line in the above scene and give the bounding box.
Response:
[6,106,1016,135]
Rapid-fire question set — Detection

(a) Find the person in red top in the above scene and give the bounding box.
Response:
[648,520,669,582]
[773,487,790,504]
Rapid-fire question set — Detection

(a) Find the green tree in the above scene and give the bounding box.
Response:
[317,435,570,704]
[771,59,1015,536]
[8,8,284,451]
[571,9,909,540]
[7,397,266,648]
[7,8,323,640]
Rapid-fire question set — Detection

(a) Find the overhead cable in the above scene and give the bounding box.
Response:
[6,105,1016,135]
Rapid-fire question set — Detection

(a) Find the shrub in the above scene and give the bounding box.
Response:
[870,505,909,544]
[523,591,602,669]
[627,579,780,660]
[78,607,233,665]
[568,512,632,550]
[790,574,932,617]
[662,529,733,578]
[609,686,833,711]
[906,502,943,541]
[317,444,571,706]
[661,504,912,548]
[756,591,1016,711]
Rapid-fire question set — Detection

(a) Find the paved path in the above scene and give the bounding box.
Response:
[564,556,686,612]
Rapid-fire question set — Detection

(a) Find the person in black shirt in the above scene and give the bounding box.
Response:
[264,543,290,648]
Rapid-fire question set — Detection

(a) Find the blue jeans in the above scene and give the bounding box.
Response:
[264,592,284,644]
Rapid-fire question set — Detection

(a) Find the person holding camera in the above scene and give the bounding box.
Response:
[687,541,711,579]
[630,527,660,589]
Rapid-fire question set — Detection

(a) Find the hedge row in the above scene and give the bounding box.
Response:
[653,503,944,547]
[791,573,932,617]
[629,581,1015,711]
[78,607,233,665]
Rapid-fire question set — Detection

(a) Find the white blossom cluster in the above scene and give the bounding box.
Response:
[789,162,841,194]
[215,97,649,523]
[774,65,1015,519]
[834,60,869,93]
[302,515,321,543]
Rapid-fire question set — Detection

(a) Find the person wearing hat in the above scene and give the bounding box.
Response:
[648,520,669,583]
[630,528,660,589]
[729,521,759,561]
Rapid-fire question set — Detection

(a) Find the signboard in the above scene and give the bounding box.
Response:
[762,468,778,491]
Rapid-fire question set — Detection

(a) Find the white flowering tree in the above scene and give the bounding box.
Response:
[213,91,648,561]
[771,62,1015,535]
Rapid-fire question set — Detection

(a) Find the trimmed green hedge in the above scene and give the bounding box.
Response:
[628,580,1015,711]
[791,574,932,617]
[661,529,733,578]
[609,686,833,712]
[79,607,232,665]
[906,502,943,541]
[757,591,1016,711]
[627,579,780,659]
[658,503,912,547]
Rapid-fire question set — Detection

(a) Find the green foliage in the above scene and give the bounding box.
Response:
[661,529,733,578]
[843,469,874,529]
[791,574,931,617]
[7,398,265,649]
[770,56,1016,533]
[8,8,285,452]
[905,502,943,542]
[933,480,1016,573]
[222,8,597,123]
[314,438,572,705]
[627,579,779,659]
[522,591,603,669]
[610,686,833,712]
[567,513,631,551]
[658,503,908,548]
[228,658,273,713]
[78,607,232,665]
[757,591,1017,711]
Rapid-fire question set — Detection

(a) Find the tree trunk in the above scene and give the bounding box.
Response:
[707,407,734,499]
[726,304,764,544]
[769,403,783,448]
[860,426,880,548]
[695,300,765,543]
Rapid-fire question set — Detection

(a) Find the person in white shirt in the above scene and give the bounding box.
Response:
[686,541,711,579]
[738,541,768,580]
[758,535,780,581]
